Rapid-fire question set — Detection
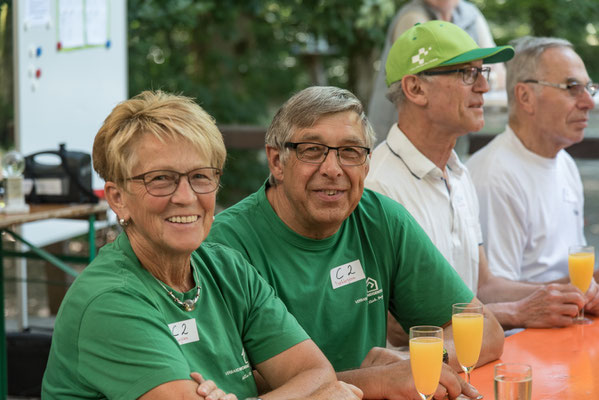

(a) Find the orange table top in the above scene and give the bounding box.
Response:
[470,317,599,399]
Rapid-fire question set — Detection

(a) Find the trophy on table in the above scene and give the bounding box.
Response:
[2,150,30,214]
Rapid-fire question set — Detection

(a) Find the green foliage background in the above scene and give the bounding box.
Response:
[1,0,598,205]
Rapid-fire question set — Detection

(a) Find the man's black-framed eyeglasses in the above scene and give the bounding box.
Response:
[523,79,598,97]
[284,142,370,166]
[128,167,222,197]
[420,66,491,85]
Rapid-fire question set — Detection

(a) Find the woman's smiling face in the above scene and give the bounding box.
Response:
[120,134,217,258]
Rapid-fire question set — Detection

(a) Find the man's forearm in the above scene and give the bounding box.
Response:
[336,367,387,399]
[478,275,540,303]
[485,301,521,330]
[478,307,505,365]
[261,366,336,400]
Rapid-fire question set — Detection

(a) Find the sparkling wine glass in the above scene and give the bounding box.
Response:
[409,326,444,400]
[452,303,483,384]
[568,245,595,324]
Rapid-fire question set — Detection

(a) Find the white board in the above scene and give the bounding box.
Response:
[13,0,127,245]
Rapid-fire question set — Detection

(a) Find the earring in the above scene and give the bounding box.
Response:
[119,218,129,227]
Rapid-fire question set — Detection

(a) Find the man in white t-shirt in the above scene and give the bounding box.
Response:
[366,24,597,334]
[467,36,599,311]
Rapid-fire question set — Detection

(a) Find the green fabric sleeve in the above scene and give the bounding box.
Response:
[77,291,191,399]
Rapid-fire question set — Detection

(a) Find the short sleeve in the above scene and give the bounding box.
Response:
[78,292,190,400]
[241,261,309,365]
[387,204,474,329]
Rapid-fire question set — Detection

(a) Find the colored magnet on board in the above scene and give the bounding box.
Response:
[36,69,41,79]
[106,40,111,48]
[57,42,62,51]
[36,47,42,57]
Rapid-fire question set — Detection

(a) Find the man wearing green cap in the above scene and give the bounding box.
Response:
[367,0,505,143]
[207,85,504,399]
[366,21,588,333]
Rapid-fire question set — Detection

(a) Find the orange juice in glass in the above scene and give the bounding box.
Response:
[568,245,595,324]
[409,326,443,400]
[452,303,483,384]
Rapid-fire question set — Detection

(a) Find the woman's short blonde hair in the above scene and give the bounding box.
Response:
[93,90,226,186]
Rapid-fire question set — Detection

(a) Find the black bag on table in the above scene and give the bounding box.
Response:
[24,143,98,204]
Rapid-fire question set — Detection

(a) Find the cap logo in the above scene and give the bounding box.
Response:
[412,47,432,65]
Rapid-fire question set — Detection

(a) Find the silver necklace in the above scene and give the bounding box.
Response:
[154,270,201,312]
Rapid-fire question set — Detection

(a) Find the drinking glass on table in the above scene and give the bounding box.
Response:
[494,363,532,400]
[568,245,595,324]
[452,303,483,384]
[409,326,444,400]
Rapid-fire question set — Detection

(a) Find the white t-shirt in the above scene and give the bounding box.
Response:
[466,125,586,282]
[365,124,482,291]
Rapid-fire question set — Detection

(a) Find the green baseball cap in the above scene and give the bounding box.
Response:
[385,20,514,86]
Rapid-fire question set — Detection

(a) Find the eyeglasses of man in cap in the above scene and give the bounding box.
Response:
[420,66,491,86]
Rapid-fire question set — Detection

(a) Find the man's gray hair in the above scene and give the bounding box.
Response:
[506,36,573,113]
[385,74,433,109]
[265,86,376,185]
[386,81,406,107]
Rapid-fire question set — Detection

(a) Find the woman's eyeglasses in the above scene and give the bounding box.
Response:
[128,167,221,196]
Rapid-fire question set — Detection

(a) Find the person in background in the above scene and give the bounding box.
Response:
[365,22,595,334]
[467,36,599,313]
[368,0,505,142]
[207,85,504,400]
[42,90,362,400]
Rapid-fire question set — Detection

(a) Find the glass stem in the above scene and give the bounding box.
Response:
[462,365,474,384]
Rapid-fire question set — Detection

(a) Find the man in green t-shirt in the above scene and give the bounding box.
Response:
[206,86,504,399]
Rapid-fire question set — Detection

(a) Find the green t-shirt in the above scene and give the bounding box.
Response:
[207,183,473,371]
[42,232,308,399]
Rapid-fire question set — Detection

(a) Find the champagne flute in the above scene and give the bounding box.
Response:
[409,326,444,400]
[452,303,484,384]
[568,245,595,324]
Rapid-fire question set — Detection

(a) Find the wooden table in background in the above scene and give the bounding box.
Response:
[0,203,107,228]
[0,202,109,400]
[471,317,599,399]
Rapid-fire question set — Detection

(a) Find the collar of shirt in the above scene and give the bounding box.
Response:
[504,124,560,169]
[385,124,466,180]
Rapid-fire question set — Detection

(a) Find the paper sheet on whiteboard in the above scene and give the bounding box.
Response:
[58,0,84,48]
[85,0,108,46]
[25,0,51,27]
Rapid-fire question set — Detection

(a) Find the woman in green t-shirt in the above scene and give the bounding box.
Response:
[42,91,362,400]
